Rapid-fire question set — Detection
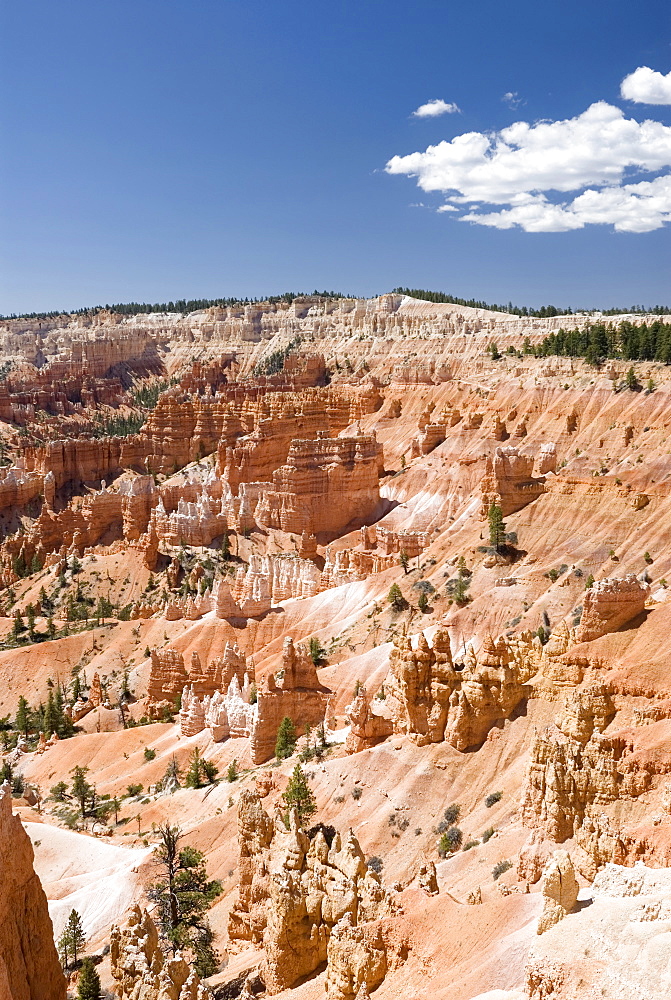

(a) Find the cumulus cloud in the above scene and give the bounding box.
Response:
[412,99,460,118]
[621,66,671,105]
[386,101,671,232]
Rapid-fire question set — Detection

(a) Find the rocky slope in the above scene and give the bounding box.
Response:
[0,294,670,999]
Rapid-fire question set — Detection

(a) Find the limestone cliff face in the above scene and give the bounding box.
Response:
[228,792,399,998]
[0,783,66,1000]
[110,905,210,1000]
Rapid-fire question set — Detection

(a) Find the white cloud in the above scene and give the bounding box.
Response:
[502,91,524,109]
[621,66,671,105]
[386,101,671,232]
[412,99,460,118]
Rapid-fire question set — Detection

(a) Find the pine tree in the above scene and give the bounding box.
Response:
[399,550,409,574]
[487,503,506,552]
[185,747,205,788]
[147,823,222,976]
[71,765,93,818]
[11,610,25,641]
[282,763,317,827]
[387,582,408,611]
[15,695,30,737]
[58,926,71,970]
[275,716,297,760]
[44,690,56,737]
[308,637,325,666]
[625,366,639,391]
[66,908,86,966]
[27,604,36,641]
[77,957,101,999]
[418,591,429,612]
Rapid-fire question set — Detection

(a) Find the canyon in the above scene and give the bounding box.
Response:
[0,292,670,999]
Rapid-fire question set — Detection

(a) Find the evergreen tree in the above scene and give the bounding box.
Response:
[202,759,218,784]
[185,747,205,788]
[147,823,222,976]
[57,926,71,970]
[27,604,36,641]
[66,908,86,966]
[625,366,639,391]
[487,503,506,552]
[275,716,297,760]
[399,550,409,574]
[387,582,408,611]
[11,610,25,641]
[72,675,81,702]
[77,957,101,999]
[14,695,30,737]
[71,765,94,818]
[44,689,56,737]
[308,637,326,666]
[282,763,317,827]
[418,591,429,612]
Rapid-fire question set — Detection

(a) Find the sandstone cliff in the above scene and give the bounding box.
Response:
[0,783,66,1000]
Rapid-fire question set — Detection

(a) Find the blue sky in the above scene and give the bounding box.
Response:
[1,0,670,314]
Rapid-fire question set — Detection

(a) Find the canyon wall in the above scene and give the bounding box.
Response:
[0,784,66,1000]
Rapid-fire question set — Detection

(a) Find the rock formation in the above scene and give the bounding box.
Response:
[228,791,398,997]
[536,851,578,935]
[575,574,649,642]
[525,863,671,999]
[249,637,331,764]
[480,446,546,518]
[150,642,249,718]
[145,649,189,717]
[521,687,650,846]
[180,674,255,740]
[344,689,393,754]
[110,905,210,999]
[385,628,536,750]
[0,783,66,1000]
[254,431,383,536]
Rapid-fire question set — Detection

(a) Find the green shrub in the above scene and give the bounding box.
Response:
[492,859,512,880]
[485,791,503,808]
[438,826,463,855]
[443,803,461,825]
[482,827,495,843]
